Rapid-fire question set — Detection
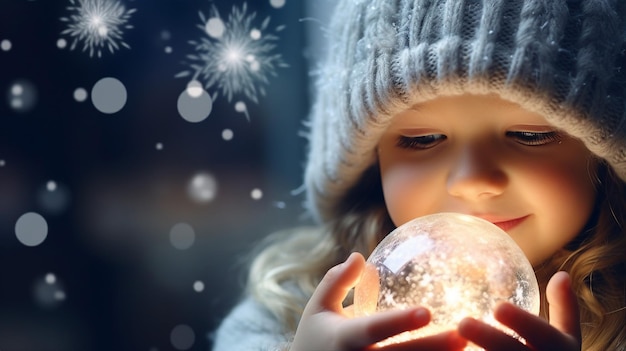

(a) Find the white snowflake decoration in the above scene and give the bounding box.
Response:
[60,0,136,58]
[176,2,287,104]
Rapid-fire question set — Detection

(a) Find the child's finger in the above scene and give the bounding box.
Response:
[342,308,467,351]
[490,301,579,350]
[458,317,527,351]
[340,307,431,348]
[546,271,582,344]
[303,252,365,314]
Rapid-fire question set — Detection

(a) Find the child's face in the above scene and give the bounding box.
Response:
[377,94,598,266]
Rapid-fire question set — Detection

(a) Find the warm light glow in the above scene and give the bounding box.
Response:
[354,213,539,350]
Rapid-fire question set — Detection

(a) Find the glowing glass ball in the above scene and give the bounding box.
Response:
[354,213,539,348]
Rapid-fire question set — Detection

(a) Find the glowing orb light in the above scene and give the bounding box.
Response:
[354,213,539,349]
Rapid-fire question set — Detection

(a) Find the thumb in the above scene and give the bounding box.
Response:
[303,252,365,315]
[546,271,581,343]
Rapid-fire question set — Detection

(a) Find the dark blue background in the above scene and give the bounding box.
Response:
[0,0,318,350]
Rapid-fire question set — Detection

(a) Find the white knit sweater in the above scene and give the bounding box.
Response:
[212,297,291,351]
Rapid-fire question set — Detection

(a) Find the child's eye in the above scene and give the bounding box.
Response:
[506,131,562,146]
[396,134,447,149]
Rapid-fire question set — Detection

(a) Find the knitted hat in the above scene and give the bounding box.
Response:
[304,0,626,223]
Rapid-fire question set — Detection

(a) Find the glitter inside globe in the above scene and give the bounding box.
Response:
[354,213,540,348]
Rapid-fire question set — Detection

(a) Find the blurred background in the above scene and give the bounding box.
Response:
[0,0,333,350]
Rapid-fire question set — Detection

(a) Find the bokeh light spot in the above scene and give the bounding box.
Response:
[97,25,108,37]
[37,181,70,215]
[7,79,37,113]
[73,87,88,102]
[15,212,48,247]
[251,188,263,200]
[57,38,67,49]
[250,29,261,40]
[270,0,286,8]
[193,281,205,292]
[45,273,57,284]
[33,273,66,309]
[1,39,11,51]
[91,77,127,114]
[187,172,218,203]
[186,80,203,98]
[169,223,196,250]
[177,87,213,123]
[11,84,23,96]
[205,17,225,38]
[170,324,195,350]
[160,30,171,41]
[155,142,164,150]
[221,129,233,141]
[234,101,246,113]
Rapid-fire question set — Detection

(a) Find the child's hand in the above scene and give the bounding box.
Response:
[290,252,467,351]
[458,271,581,350]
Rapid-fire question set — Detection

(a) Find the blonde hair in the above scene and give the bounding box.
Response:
[247,164,626,349]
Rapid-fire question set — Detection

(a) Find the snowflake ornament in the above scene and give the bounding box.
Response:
[60,0,136,58]
[176,2,287,106]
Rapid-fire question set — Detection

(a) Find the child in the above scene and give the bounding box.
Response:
[213,0,626,350]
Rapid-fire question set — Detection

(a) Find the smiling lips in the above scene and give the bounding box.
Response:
[490,216,529,231]
[470,214,529,232]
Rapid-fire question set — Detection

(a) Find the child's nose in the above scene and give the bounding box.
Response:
[446,145,507,200]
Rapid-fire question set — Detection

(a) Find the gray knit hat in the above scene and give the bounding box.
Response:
[304,0,626,223]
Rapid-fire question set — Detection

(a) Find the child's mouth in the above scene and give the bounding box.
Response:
[491,216,529,232]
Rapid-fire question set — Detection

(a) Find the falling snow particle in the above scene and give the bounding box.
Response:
[222,129,233,141]
[270,0,286,8]
[187,172,218,202]
[251,188,263,200]
[45,273,57,284]
[7,79,38,113]
[205,17,225,38]
[176,3,288,111]
[57,38,68,49]
[193,281,205,292]
[37,181,70,215]
[155,142,164,150]
[177,87,213,123]
[164,46,173,54]
[91,77,127,114]
[34,274,66,309]
[15,212,48,247]
[1,39,11,51]
[74,87,88,102]
[234,101,246,112]
[169,223,196,250]
[234,100,250,120]
[250,29,261,40]
[170,324,195,351]
[0,160,5,167]
[186,80,204,98]
[60,0,136,58]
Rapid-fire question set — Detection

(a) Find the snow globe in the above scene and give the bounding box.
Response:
[353,213,539,349]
